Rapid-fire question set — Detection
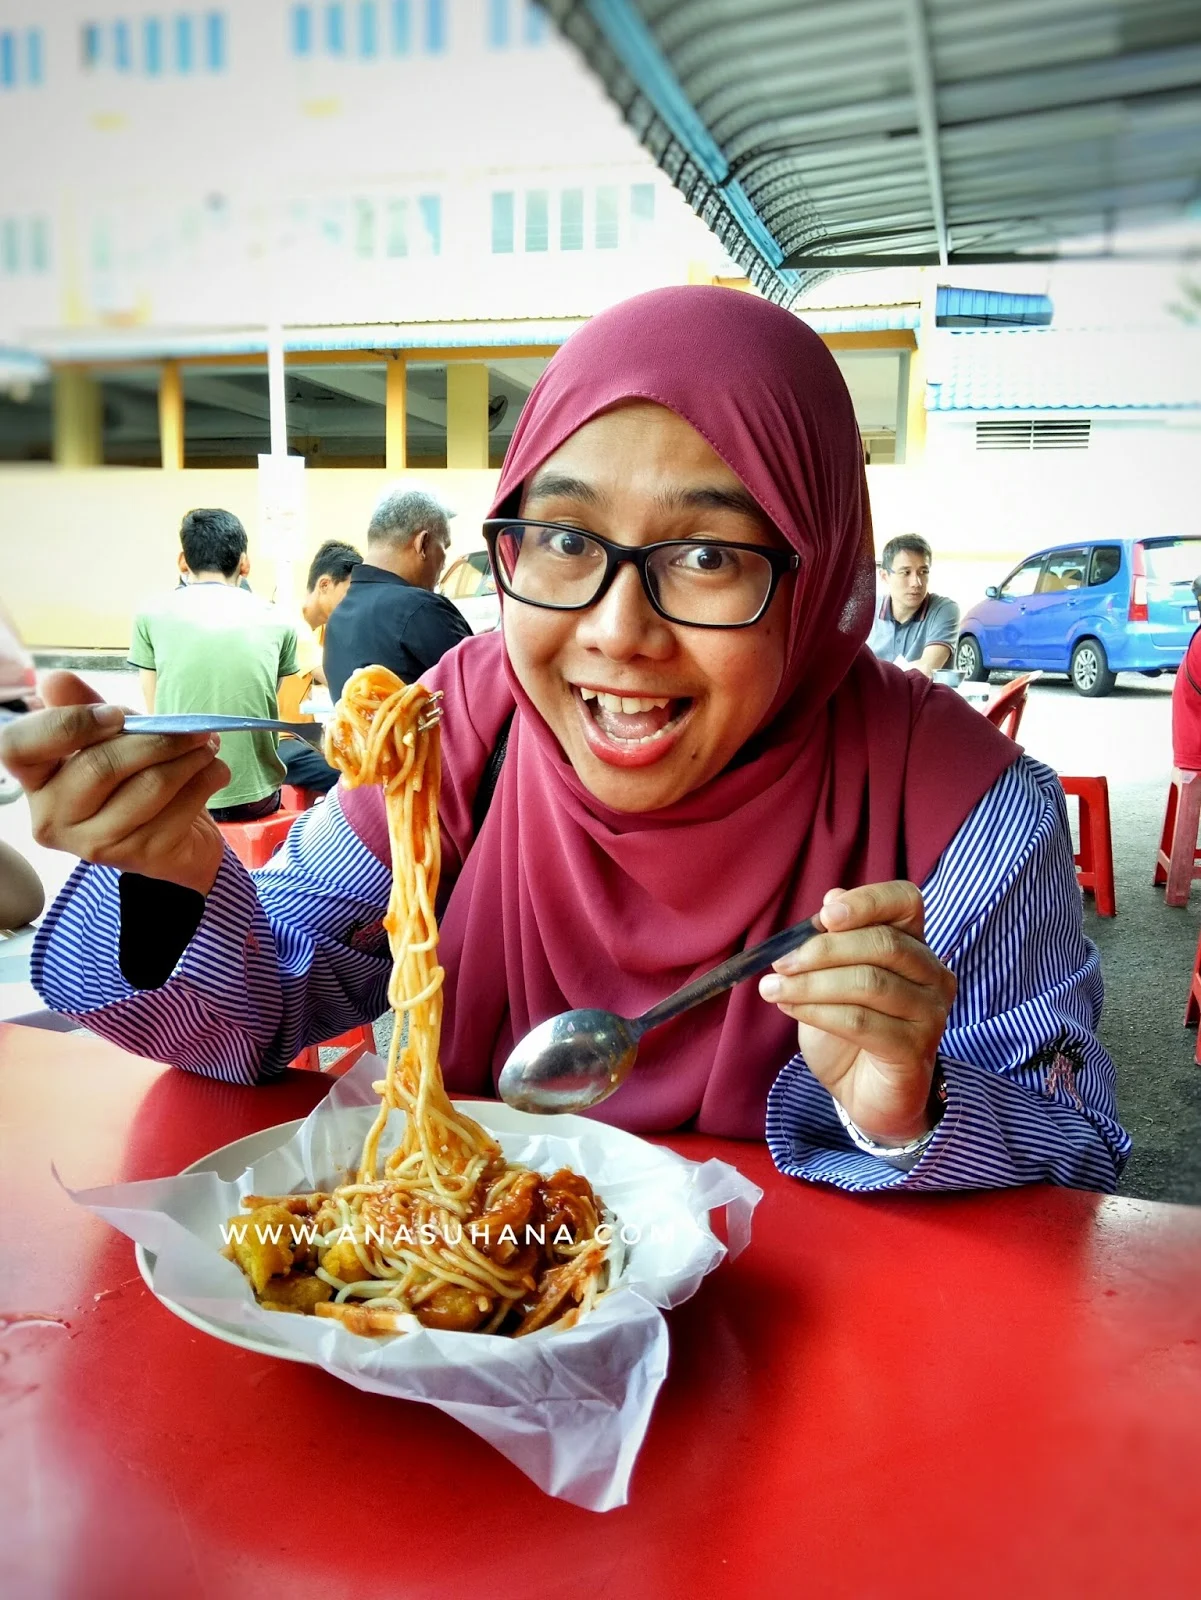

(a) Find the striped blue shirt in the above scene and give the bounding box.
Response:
[31,755,1130,1193]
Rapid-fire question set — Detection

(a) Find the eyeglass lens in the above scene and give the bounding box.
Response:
[494,524,777,626]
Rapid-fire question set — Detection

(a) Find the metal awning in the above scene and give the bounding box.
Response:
[545,0,1201,304]
[935,287,1053,326]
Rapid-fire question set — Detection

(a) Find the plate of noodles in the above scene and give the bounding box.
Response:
[72,669,761,1509]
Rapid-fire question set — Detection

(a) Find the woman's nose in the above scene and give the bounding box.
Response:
[575,563,673,659]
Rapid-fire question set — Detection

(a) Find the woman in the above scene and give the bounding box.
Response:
[1,288,1128,1192]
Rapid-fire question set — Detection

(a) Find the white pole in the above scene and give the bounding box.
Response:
[267,322,287,458]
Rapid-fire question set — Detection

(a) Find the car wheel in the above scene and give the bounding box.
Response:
[1070,638,1116,698]
[956,635,988,682]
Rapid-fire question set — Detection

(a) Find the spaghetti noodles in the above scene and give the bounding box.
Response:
[224,666,610,1338]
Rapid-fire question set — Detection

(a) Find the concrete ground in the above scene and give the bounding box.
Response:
[3,663,1199,1205]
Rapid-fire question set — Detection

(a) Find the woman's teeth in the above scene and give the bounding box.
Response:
[578,689,672,714]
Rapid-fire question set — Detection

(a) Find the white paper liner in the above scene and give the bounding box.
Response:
[67,1052,762,1511]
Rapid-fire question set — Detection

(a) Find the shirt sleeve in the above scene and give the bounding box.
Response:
[765,756,1131,1194]
[126,611,155,671]
[30,794,395,1084]
[278,625,300,680]
[925,596,961,650]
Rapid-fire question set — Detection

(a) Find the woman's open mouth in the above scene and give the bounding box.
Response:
[572,687,695,768]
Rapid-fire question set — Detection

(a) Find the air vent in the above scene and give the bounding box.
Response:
[976,419,1091,451]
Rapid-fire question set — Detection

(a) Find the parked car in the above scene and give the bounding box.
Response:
[438,549,500,634]
[956,536,1201,697]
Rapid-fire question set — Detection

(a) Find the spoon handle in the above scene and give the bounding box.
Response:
[633,915,823,1037]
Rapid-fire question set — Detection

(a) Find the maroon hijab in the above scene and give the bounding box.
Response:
[341,286,1018,1136]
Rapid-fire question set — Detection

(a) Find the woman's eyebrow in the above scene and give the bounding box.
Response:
[658,485,766,520]
[524,472,605,506]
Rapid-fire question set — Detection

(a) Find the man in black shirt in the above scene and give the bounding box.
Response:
[323,488,471,701]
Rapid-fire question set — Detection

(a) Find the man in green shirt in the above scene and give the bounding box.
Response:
[128,509,298,821]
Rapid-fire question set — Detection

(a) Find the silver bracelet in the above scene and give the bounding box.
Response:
[832,1067,947,1170]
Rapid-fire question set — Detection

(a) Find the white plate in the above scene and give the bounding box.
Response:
[136,1118,317,1363]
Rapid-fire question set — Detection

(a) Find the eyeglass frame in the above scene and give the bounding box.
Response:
[482,518,800,630]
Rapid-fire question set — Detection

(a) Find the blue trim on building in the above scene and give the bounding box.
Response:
[937,287,1053,327]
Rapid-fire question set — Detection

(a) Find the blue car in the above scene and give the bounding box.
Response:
[956,536,1201,697]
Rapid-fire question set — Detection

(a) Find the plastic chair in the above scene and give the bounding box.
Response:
[1154,768,1201,907]
[983,674,1033,741]
[1058,775,1116,917]
[280,784,321,812]
[289,1022,377,1076]
[218,809,303,870]
[1183,928,1201,1065]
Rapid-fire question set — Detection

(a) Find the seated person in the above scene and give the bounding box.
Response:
[867,536,961,678]
[129,508,298,823]
[1172,576,1201,770]
[279,541,363,796]
[2,287,1128,1196]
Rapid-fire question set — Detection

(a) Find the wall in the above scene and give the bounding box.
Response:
[1,464,500,647]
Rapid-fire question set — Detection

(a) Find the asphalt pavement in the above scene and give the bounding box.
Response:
[3,663,1199,1206]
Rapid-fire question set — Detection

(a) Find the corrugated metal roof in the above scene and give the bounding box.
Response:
[545,0,1201,305]
[797,304,919,333]
[926,327,1201,410]
[20,320,585,363]
[936,287,1053,326]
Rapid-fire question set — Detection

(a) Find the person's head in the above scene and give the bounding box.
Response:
[365,487,454,591]
[302,540,363,629]
[1192,574,1201,609]
[485,286,871,815]
[178,507,249,583]
[880,535,933,622]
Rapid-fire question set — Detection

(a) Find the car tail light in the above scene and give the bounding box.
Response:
[1129,543,1148,622]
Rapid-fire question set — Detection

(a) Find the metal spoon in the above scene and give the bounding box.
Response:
[120,702,442,751]
[498,914,823,1114]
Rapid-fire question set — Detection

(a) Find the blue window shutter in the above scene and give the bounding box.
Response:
[390,0,410,53]
[174,15,194,71]
[26,28,44,84]
[491,192,515,253]
[291,5,313,56]
[204,12,226,71]
[425,0,446,53]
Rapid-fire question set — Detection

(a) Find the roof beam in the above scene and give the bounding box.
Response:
[901,0,948,267]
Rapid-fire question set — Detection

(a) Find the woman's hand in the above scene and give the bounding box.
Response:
[758,881,955,1146]
[0,671,229,896]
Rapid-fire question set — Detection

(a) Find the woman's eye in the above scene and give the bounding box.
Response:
[540,529,592,559]
[677,544,735,574]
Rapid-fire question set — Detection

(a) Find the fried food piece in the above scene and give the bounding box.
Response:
[258,1273,334,1315]
[412,1283,492,1332]
[320,1237,374,1286]
[540,1170,601,1252]
[226,1204,307,1295]
[314,1300,418,1336]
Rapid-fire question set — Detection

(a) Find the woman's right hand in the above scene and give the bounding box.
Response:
[0,671,230,895]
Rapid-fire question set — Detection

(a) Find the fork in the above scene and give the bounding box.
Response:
[122,704,442,749]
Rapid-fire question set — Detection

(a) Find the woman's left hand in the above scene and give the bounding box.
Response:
[758,881,956,1146]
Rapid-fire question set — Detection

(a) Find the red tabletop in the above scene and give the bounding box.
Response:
[3,1023,1200,1600]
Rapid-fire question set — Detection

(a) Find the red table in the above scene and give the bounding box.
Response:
[4,1024,1200,1599]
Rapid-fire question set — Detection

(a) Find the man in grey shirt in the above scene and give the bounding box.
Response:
[867,535,960,678]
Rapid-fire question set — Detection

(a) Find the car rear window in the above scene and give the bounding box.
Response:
[1089,546,1122,585]
[1141,539,1201,584]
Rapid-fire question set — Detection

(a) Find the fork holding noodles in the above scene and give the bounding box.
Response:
[223,668,611,1337]
[5,285,1128,1196]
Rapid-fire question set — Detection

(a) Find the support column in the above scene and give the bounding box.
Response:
[52,367,102,465]
[158,359,184,469]
[904,269,938,463]
[446,362,489,469]
[385,354,407,471]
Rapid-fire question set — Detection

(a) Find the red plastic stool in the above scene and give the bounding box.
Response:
[290,1022,378,1076]
[1154,768,1201,907]
[1058,775,1116,917]
[281,784,320,812]
[1182,928,1201,1066]
[218,809,303,870]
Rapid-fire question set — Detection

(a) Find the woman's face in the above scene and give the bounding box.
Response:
[505,402,793,813]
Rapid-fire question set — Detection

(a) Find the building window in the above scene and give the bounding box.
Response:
[560,188,583,250]
[491,192,515,253]
[26,27,43,84]
[0,32,14,87]
[630,183,655,245]
[325,3,345,54]
[357,1,378,56]
[291,4,313,55]
[113,19,131,70]
[595,186,619,249]
[82,24,102,67]
[175,14,194,69]
[524,189,548,252]
[1,219,19,274]
[204,11,226,71]
[29,216,50,272]
[487,0,509,48]
[143,17,163,74]
[353,198,375,257]
[424,0,446,52]
[391,0,410,52]
[418,194,441,255]
[523,0,547,44]
[385,197,408,256]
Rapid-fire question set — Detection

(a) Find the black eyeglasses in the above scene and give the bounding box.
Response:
[482,520,799,629]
